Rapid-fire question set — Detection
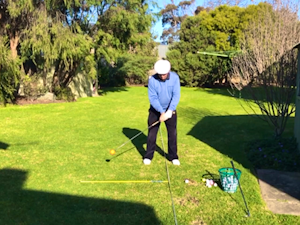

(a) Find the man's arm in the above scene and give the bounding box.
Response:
[168,74,180,111]
[148,76,164,113]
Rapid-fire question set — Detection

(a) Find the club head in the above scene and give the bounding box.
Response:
[105,159,111,162]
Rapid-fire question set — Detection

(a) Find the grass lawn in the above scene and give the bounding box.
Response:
[0,87,299,225]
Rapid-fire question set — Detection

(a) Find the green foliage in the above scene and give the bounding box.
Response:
[98,53,156,86]
[246,137,300,172]
[167,14,231,87]
[201,5,247,50]
[51,22,96,79]
[21,7,96,90]
[167,4,265,87]
[0,37,21,106]
[97,62,126,87]
[5,0,35,18]
[119,55,157,85]
[94,0,157,86]
[160,0,196,44]
[53,86,75,101]
[94,0,155,63]
[22,74,48,101]
[168,49,217,87]
[0,0,158,101]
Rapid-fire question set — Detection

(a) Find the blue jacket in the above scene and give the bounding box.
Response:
[148,71,180,113]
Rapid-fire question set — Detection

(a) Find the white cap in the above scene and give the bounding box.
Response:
[154,60,171,74]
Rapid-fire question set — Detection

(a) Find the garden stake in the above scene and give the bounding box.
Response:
[231,161,250,217]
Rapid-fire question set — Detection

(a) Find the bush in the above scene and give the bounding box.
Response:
[245,137,300,172]
[0,37,21,106]
[54,87,75,101]
[98,54,157,87]
[120,55,157,85]
[22,74,47,101]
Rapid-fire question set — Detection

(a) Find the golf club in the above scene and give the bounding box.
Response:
[231,161,250,217]
[110,120,160,154]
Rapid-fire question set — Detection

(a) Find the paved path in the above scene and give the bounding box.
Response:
[257,169,300,216]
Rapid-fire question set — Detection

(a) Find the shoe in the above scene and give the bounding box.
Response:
[143,158,151,165]
[172,159,180,166]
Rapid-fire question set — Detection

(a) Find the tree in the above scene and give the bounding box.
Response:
[167,4,256,86]
[0,0,97,101]
[0,0,37,104]
[19,1,96,99]
[229,2,300,137]
[204,0,249,9]
[0,0,36,60]
[167,15,217,86]
[93,0,158,86]
[160,0,196,44]
[0,36,20,106]
[0,0,158,103]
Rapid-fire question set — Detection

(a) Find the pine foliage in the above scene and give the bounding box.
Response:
[0,37,20,106]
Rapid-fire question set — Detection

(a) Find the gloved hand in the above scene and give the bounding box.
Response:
[159,110,173,122]
[165,110,173,119]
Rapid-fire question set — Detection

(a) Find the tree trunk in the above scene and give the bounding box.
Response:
[93,79,99,96]
[9,35,19,59]
[9,34,21,100]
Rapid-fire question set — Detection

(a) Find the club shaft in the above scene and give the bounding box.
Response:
[80,180,167,183]
[231,161,250,216]
[115,121,159,150]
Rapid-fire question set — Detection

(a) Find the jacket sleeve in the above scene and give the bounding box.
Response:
[168,74,180,111]
[148,76,164,113]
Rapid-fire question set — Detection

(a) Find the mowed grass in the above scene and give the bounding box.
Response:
[0,87,299,225]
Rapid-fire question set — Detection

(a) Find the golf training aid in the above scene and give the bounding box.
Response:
[80,180,167,183]
[109,120,160,155]
[83,123,178,225]
[159,127,178,225]
[231,161,250,217]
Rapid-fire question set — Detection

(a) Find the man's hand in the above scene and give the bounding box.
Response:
[159,113,168,122]
[159,110,173,122]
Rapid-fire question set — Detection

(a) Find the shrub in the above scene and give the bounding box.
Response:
[98,54,157,87]
[22,74,47,101]
[54,87,75,101]
[245,137,300,172]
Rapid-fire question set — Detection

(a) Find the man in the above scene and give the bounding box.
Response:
[143,59,181,165]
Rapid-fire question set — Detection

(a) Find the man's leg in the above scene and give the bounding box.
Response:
[144,109,160,160]
[165,111,178,160]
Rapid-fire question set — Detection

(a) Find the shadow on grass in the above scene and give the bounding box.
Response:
[122,128,168,159]
[0,168,162,225]
[0,141,40,151]
[198,87,239,98]
[187,113,300,201]
[201,87,296,104]
[98,87,128,95]
[0,141,9,150]
[187,114,272,170]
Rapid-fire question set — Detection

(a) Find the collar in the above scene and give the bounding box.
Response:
[158,72,170,81]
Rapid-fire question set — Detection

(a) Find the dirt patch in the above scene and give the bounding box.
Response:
[15,96,67,105]
[191,218,207,225]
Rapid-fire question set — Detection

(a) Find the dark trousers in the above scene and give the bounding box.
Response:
[144,108,178,160]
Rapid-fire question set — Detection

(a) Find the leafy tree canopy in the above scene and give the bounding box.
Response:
[0,0,158,104]
[167,3,270,87]
[160,0,196,44]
